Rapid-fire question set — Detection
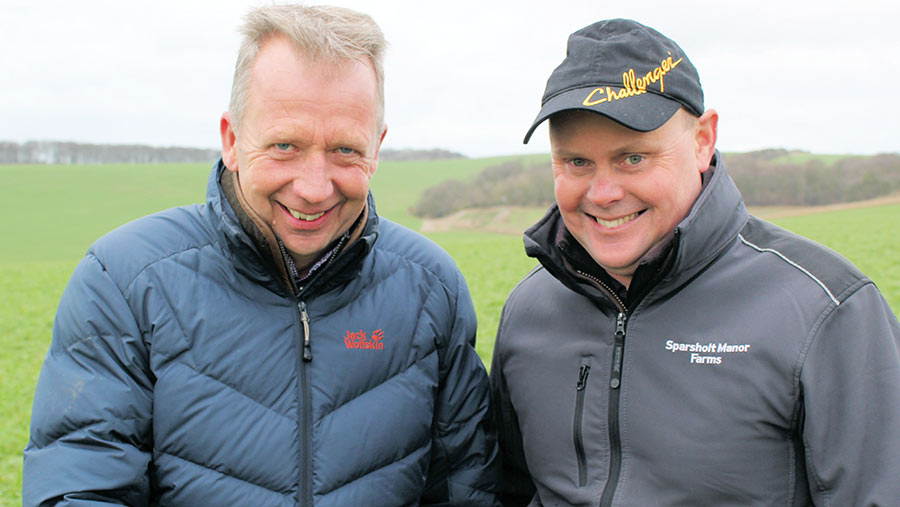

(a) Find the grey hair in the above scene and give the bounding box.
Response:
[228,4,387,132]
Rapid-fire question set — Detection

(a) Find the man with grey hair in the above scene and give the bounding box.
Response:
[24,5,499,505]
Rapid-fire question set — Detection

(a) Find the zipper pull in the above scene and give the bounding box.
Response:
[611,312,626,389]
[576,364,591,391]
[299,301,312,362]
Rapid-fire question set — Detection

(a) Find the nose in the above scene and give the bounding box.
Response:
[291,152,333,205]
[585,169,626,208]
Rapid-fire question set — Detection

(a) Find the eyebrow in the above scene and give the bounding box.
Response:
[552,140,650,157]
[615,141,653,154]
[550,147,583,158]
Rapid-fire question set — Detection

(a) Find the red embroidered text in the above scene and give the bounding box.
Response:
[344,329,385,350]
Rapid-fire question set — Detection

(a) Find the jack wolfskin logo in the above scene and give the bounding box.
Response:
[344,329,385,350]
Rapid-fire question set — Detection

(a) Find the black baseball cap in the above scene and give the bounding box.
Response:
[523,19,704,143]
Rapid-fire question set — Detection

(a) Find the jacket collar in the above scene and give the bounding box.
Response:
[207,159,379,297]
[524,151,748,310]
[668,153,748,283]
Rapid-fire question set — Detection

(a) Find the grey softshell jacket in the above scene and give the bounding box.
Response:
[491,155,900,506]
[24,161,499,506]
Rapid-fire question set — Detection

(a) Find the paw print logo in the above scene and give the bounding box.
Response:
[343,328,386,350]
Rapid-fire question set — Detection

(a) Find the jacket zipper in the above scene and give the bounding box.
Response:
[284,236,348,505]
[299,301,312,362]
[571,269,629,505]
[275,200,359,506]
[574,359,592,487]
[573,269,626,312]
[297,300,313,506]
[599,312,627,507]
[290,236,348,502]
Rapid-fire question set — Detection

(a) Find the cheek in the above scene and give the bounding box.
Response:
[643,172,700,224]
[238,164,290,213]
[333,169,372,200]
[553,175,585,212]
[245,182,280,218]
[243,169,280,199]
[641,180,672,208]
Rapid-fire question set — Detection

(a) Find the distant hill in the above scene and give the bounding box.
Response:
[725,149,900,206]
[410,150,900,218]
[378,148,465,161]
[0,141,466,164]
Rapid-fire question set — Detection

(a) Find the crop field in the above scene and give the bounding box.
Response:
[1,159,898,503]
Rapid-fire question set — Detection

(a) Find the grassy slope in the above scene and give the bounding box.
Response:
[0,261,74,503]
[1,163,211,263]
[0,156,539,264]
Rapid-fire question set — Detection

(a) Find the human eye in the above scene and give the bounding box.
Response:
[335,146,358,156]
[274,142,294,151]
[623,154,644,166]
[570,158,589,168]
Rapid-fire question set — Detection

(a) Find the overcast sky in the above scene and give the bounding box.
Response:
[3,0,898,158]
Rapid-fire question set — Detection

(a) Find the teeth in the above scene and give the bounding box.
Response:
[289,208,325,221]
[595,212,639,228]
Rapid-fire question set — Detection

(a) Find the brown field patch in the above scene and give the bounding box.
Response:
[750,192,900,219]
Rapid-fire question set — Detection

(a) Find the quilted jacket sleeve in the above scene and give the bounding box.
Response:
[420,270,501,506]
[800,282,900,506]
[23,254,154,506]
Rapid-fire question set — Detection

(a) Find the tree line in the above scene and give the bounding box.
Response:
[0,141,464,165]
[410,158,553,218]
[379,148,465,161]
[726,149,900,206]
[411,150,900,218]
[0,141,221,164]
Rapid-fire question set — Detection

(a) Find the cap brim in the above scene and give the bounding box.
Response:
[523,86,682,143]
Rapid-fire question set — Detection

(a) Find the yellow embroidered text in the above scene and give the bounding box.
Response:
[583,53,684,106]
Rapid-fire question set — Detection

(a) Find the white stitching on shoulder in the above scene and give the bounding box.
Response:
[738,234,840,306]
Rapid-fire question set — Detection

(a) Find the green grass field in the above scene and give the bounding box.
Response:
[2,159,898,504]
[0,261,73,503]
[0,163,211,263]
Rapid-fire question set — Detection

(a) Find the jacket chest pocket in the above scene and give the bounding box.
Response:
[574,356,592,488]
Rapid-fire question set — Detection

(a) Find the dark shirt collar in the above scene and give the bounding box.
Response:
[557,227,676,309]
[280,208,366,293]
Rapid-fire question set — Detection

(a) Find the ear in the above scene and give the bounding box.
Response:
[220,112,239,173]
[368,123,388,177]
[695,109,718,173]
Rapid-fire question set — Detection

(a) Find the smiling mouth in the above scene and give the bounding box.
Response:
[285,206,325,221]
[593,211,642,228]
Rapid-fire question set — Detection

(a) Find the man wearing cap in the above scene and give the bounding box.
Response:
[490,18,900,506]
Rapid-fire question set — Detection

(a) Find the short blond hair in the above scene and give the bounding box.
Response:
[228,4,387,131]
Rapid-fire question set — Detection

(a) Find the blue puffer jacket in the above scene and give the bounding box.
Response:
[24,162,499,506]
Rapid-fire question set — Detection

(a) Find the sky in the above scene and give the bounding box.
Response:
[3,0,898,158]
